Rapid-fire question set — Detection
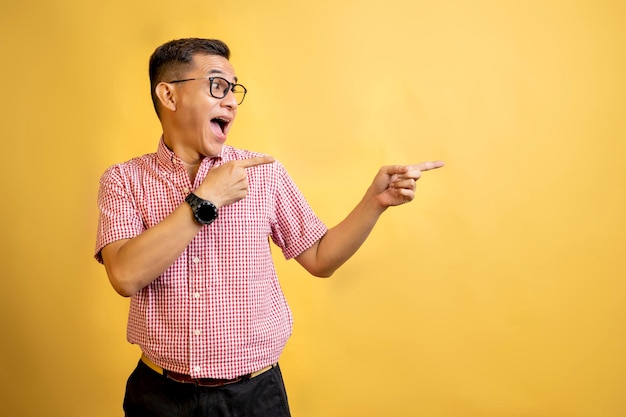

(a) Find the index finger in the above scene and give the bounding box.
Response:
[237,155,276,169]
[413,160,445,172]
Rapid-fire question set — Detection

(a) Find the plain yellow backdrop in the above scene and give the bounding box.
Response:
[1,0,625,416]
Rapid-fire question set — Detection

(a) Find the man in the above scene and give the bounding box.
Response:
[95,38,444,417]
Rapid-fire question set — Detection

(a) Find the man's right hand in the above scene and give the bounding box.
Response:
[194,156,275,208]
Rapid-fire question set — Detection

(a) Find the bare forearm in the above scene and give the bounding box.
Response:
[102,203,201,296]
[298,194,386,277]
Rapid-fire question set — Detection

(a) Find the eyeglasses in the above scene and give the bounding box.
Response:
[168,76,247,105]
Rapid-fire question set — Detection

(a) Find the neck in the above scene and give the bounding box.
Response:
[184,161,201,184]
[162,134,204,183]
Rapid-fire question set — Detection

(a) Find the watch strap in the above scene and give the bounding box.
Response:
[185,193,217,225]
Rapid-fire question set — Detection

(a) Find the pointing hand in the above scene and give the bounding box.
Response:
[369,161,445,208]
[195,156,275,208]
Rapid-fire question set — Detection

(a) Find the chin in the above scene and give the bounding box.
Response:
[204,142,225,158]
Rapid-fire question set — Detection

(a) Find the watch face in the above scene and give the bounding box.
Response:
[196,202,217,222]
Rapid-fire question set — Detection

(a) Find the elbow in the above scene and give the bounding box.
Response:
[101,242,146,297]
[108,274,139,297]
[313,272,334,279]
[308,266,337,279]
[308,255,347,277]
[295,243,340,278]
[111,281,137,298]
[105,265,142,297]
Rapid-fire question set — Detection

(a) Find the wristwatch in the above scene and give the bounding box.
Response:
[185,193,218,225]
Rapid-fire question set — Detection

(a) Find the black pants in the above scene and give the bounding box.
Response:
[123,360,292,417]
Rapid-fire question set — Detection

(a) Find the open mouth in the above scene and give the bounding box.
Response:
[211,117,229,136]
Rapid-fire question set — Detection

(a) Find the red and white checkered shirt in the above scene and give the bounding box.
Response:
[95,138,327,378]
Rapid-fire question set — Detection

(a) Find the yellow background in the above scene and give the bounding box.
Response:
[1,0,625,416]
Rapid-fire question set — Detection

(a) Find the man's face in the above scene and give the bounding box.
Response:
[170,53,240,160]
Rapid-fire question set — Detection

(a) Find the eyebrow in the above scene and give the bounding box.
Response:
[207,68,238,83]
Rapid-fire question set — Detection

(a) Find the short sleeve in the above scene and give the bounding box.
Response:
[94,165,145,263]
[269,163,327,259]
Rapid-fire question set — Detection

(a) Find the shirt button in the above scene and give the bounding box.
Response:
[194,366,201,373]
[193,257,200,264]
[193,292,201,299]
[194,329,202,336]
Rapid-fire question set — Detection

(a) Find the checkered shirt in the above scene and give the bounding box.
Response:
[95,138,327,378]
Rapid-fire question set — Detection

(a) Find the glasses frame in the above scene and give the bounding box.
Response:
[167,76,247,104]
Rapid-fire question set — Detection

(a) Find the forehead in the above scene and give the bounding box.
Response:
[190,53,237,80]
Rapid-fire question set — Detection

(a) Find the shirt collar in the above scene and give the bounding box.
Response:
[156,136,227,172]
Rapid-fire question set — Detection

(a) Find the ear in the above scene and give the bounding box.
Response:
[155,82,177,112]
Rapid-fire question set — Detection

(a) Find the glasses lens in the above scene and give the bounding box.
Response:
[210,78,230,99]
[232,85,246,104]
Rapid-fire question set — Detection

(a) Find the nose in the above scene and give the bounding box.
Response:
[221,89,239,109]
